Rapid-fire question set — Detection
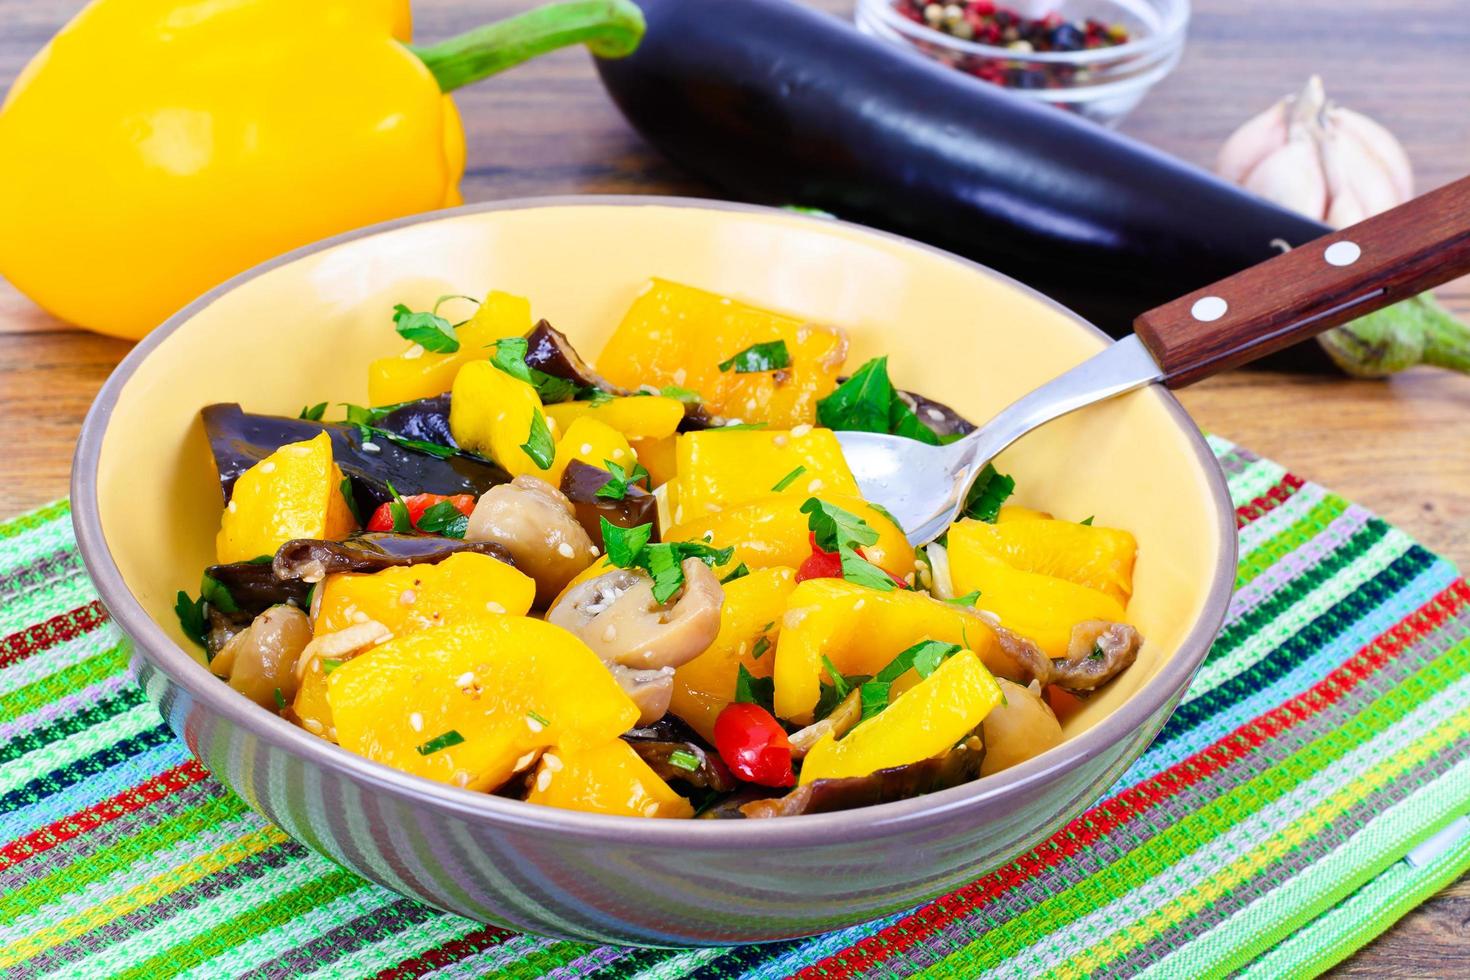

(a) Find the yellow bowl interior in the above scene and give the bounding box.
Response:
[94,202,1225,739]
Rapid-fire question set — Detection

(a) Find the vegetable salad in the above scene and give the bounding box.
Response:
[180,279,1142,819]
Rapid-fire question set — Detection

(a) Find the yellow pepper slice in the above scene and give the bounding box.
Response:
[674,427,858,518]
[216,432,356,564]
[773,578,1001,724]
[315,552,535,636]
[545,416,637,487]
[448,360,554,478]
[525,739,693,818]
[949,517,1136,604]
[368,291,532,406]
[545,396,685,442]
[800,649,1002,784]
[328,617,638,791]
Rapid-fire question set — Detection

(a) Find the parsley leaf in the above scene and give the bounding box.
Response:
[771,465,807,493]
[720,563,750,584]
[321,658,345,674]
[718,340,790,373]
[961,464,1015,523]
[385,482,414,534]
[857,640,964,720]
[734,664,775,711]
[594,459,650,501]
[174,591,208,649]
[753,635,771,659]
[946,590,982,607]
[1080,515,1095,526]
[298,402,327,421]
[600,519,653,567]
[668,749,702,772]
[801,498,879,552]
[416,500,468,538]
[373,430,458,459]
[392,303,460,353]
[580,388,616,406]
[838,546,896,591]
[816,356,940,445]
[821,654,851,699]
[489,337,583,403]
[339,477,362,525]
[199,574,238,614]
[273,687,287,711]
[814,656,868,721]
[415,730,466,755]
[519,409,555,470]
[714,421,768,431]
[660,385,702,404]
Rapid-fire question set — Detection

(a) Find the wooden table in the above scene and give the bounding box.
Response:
[2,0,1467,972]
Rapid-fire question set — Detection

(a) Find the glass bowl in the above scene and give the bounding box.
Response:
[855,0,1190,126]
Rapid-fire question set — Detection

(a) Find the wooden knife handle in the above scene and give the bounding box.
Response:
[1134,174,1470,387]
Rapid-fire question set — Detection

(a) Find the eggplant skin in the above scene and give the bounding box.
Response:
[596,0,1339,372]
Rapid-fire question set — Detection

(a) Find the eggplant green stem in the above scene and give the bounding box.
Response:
[411,0,645,93]
[1318,293,1470,377]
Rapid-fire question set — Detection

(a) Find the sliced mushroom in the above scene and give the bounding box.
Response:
[547,559,723,671]
[788,687,863,759]
[465,476,598,605]
[981,678,1064,776]
[560,459,660,542]
[1052,620,1143,693]
[211,606,313,711]
[739,734,986,818]
[613,665,677,727]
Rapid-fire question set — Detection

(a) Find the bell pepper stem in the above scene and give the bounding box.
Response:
[410,0,645,93]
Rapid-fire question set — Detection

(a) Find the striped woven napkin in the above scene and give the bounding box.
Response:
[3,434,1468,979]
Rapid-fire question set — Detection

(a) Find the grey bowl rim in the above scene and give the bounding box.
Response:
[71,193,1237,849]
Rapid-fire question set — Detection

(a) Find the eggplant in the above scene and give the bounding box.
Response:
[595,0,1470,376]
[1051,621,1142,694]
[204,559,312,616]
[622,718,735,792]
[559,459,660,540]
[202,403,509,512]
[272,533,516,580]
[525,319,628,395]
[375,394,457,448]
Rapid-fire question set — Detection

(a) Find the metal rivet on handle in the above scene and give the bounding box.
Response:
[1191,296,1228,322]
[1324,240,1361,267]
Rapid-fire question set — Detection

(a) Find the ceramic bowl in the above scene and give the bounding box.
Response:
[72,197,1235,946]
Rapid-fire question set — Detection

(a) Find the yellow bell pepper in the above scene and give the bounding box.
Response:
[545,416,637,487]
[665,494,914,581]
[216,432,356,563]
[449,360,556,478]
[799,649,1002,784]
[328,617,638,791]
[315,552,536,636]
[669,567,798,742]
[629,436,678,488]
[950,517,1137,604]
[946,527,1126,659]
[674,427,859,518]
[596,279,849,427]
[291,659,337,742]
[773,578,1001,724]
[0,0,643,339]
[545,396,685,442]
[525,739,693,818]
[368,291,532,406]
[997,505,1054,523]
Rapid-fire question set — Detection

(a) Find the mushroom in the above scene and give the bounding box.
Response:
[547,558,723,671]
[465,476,598,605]
[210,605,313,710]
[739,734,986,818]
[981,678,1064,776]
[613,665,677,727]
[787,687,863,759]
[1051,620,1143,692]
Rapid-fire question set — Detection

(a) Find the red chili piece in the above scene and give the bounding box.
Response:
[794,533,908,588]
[364,492,476,533]
[713,702,797,787]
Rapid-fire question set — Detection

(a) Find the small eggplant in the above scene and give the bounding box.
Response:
[1051,621,1142,693]
[205,559,312,616]
[201,403,509,512]
[559,459,660,540]
[622,719,735,792]
[374,394,457,448]
[525,319,628,395]
[272,533,516,582]
[739,734,986,818]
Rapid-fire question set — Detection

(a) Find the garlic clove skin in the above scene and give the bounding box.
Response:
[1320,128,1400,227]
[1216,99,1288,186]
[1334,108,1413,202]
[1241,136,1328,220]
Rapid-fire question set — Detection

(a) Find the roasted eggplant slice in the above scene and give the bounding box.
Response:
[739,734,985,818]
[525,319,628,396]
[559,459,660,540]
[1051,621,1143,693]
[201,403,509,510]
[622,729,735,793]
[900,389,974,440]
[374,394,457,448]
[273,533,516,581]
[204,559,312,616]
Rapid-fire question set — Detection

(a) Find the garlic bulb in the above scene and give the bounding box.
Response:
[1217,76,1413,229]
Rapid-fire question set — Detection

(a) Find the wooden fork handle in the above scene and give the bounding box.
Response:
[1133,174,1470,387]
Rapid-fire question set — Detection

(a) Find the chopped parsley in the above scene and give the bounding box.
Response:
[298,402,327,421]
[720,563,751,584]
[734,664,775,711]
[244,555,275,565]
[321,659,344,674]
[838,547,895,591]
[339,403,458,459]
[594,459,650,500]
[488,336,584,403]
[415,729,466,755]
[946,590,982,607]
[961,464,1015,523]
[526,709,551,727]
[713,421,768,431]
[600,519,732,604]
[416,500,468,538]
[717,340,790,374]
[668,749,702,772]
[273,688,287,711]
[580,388,616,407]
[815,356,941,446]
[519,409,555,470]
[752,635,771,659]
[771,465,807,493]
[800,498,879,552]
[384,482,414,534]
[1080,515,1095,526]
[857,640,964,721]
[392,303,460,353]
[815,657,869,721]
[174,591,208,650]
[199,574,238,614]
[660,385,702,404]
[339,477,362,525]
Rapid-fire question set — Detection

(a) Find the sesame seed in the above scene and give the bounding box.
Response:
[925,407,946,421]
[543,753,563,773]
[303,718,324,734]
[806,479,825,492]
[535,769,553,793]
[602,624,618,643]
[485,601,505,614]
[409,712,424,732]
[525,715,544,733]
[513,751,537,771]
[259,461,276,474]
[399,589,417,606]
[580,443,594,455]
[790,423,812,438]
[226,501,237,513]
[362,442,380,453]
[453,771,471,788]
[772,435,788,447]
[853,599,866,611]
[455,671,475,688]
[612,448,626,459]
[589,545,601,557]
[403,344,425,360]
[557,542,575,558]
